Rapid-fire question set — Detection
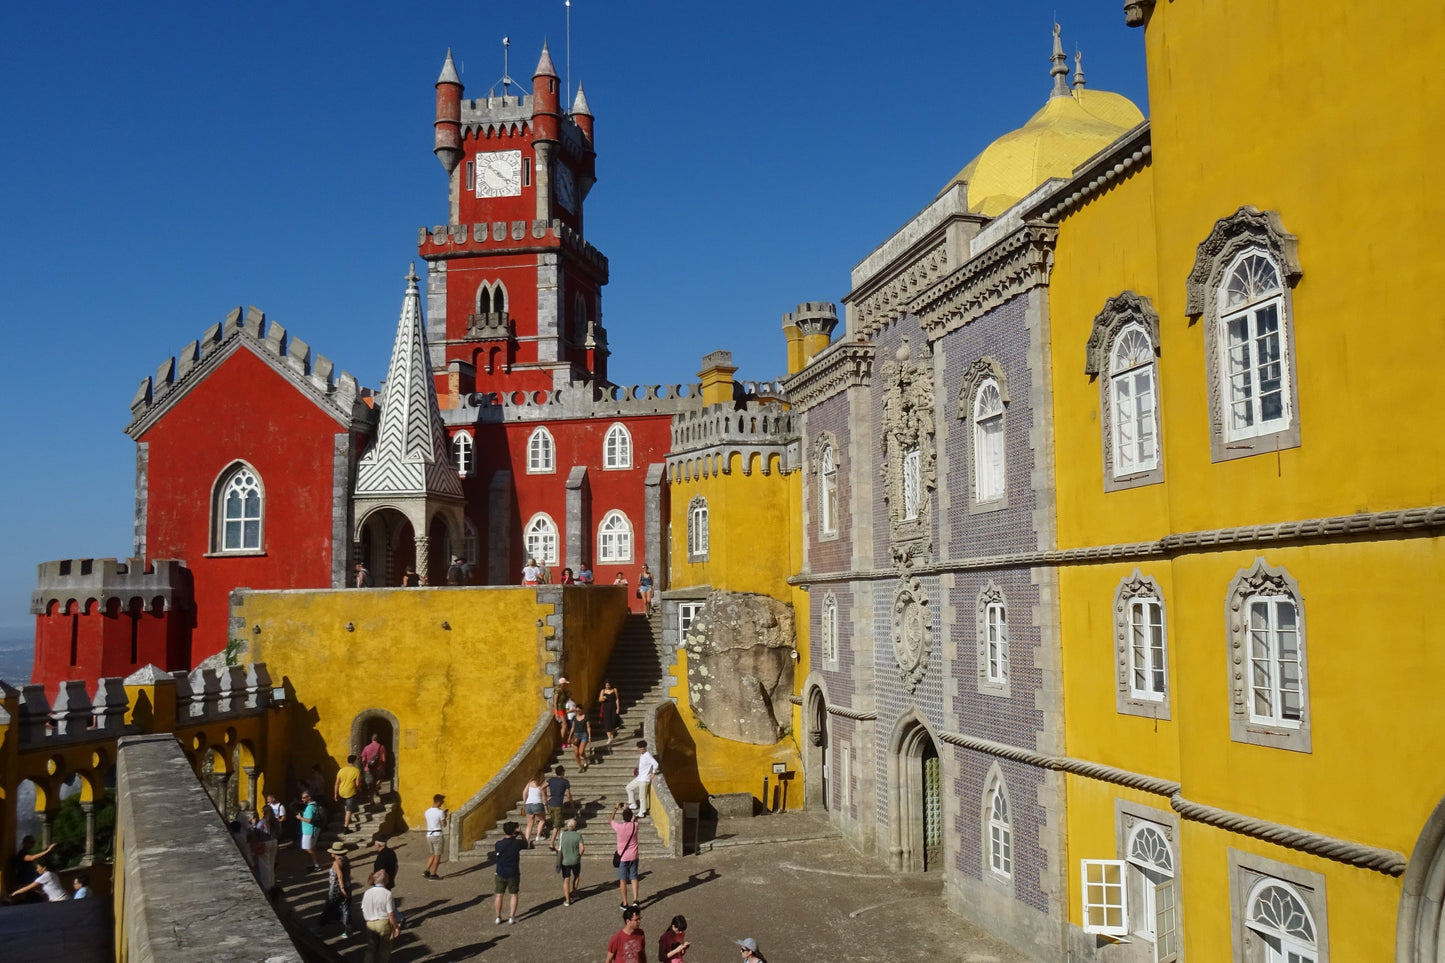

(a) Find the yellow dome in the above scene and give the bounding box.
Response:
[945,88,1144,217]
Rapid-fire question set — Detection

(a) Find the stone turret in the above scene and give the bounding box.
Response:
[783,302,839,370]
[531,44,562,222]
[570,84,594,143]
[434,49,465,174]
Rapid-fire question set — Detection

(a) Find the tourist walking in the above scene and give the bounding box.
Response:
[736,937,767,962]
[659,915,690,961]
[371,834,399,888]
[521,771,548,846]
[554,677,574,745]
[492,821,527,924]
[253,810,280,890]
[572,705,593,770]
[545,767,573,846]
[361,871,401,963]
[611,802,642,908]
[556,817,585,906]
[638,565,654,611]
[605,906,646,963]
[336,755,363,832]
[598,679,621,746]
[354,562,373,588]
[359,734,388,801]
[318,841,353,936]
[423,794,447,879]
[299,790,324,869]
[626,741,660,818]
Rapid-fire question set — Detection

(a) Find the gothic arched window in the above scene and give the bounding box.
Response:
[452,430,473,477]
[598,510,633,563]
[528,427,556,474]
[214,462,263,553]
[603,423,632,470]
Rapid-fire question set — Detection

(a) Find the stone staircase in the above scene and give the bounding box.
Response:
[330,784,402,844]
[466,611,675,861]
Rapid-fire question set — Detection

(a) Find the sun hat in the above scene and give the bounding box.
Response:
[328,842,349,855]
[736,938,758,952]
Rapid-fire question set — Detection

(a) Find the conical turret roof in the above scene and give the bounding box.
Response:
[437,48,461,86]
[534,42,559,79]
[571,83,593,117]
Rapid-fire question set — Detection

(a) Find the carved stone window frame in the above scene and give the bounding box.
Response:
[1227,849,1329,963]
[1225,558,1310,753]
[1086,292,1164,491]
[880,337,936,569]
[1114,569,1170,721]
[1186,207,1303,464]
[981,763,1015,892]
[820,591,839,669]
[686,495,709,562]
[810,431,841,542]
[958,357,1010,514]
[1113,800,1184,962]
[975,580,1010,699]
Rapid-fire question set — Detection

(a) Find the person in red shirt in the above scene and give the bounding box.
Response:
[658,915,690,961]
[606,906,646,963]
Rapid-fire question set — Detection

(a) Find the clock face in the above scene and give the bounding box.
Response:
[553,161,577,211]
[474,150,522,199]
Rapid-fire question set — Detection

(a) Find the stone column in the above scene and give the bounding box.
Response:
[40,809,55,848]
[243,766,259,815]
[81,801,96,864]
[416,535,432,586]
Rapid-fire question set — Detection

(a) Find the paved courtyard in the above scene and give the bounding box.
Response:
[278,813,1030,962]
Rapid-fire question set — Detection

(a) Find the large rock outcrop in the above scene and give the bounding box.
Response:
[683,592,795,745]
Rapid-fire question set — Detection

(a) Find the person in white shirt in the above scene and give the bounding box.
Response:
[423,794,448,880]
[361,872,401,960]
[12,860,68,901]
[626,741,660,818]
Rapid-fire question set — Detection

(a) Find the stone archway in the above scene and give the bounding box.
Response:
[888,711,942,873]
[350,709,400,796]
[804,683,830,812]
[1397,794,1445,961]
[358,507,415,586]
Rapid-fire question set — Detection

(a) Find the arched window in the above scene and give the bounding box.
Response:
[987,776,1012,878]
[973,379,1006,503]
[1227,559,1309,752]
[821,593,838,665]
[819,443,838,537]
[1110,323,1159,478]
[527,427,555,474]
[687,496,709,561]
[476,280,508,318]
[603,423,632,470]
[1126,824,1179,960]
[1246,880,1318,963]
[524,514,559,566]
[1219,251,1291,441]
[1114,570,1170,719]
[597,510,633,564]
[214,463,263,552]
[452,431,473,477]
[976,582,1009,697]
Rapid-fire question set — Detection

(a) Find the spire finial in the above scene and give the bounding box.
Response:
[1050,22,1070,97]
[1073,49,1086,90]
[406,262,420,286]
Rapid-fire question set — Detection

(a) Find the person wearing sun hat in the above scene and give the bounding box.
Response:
[318,841,353,937]
[736,937,767,962]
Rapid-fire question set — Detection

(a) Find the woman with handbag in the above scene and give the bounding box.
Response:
[610,803,642,909]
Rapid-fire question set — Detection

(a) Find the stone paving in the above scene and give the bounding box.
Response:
[277,812,1031,962]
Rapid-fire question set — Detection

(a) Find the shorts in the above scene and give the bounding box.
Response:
[363,770,377,788]
[343,796,359,814]
[494,874,520,894]
[525,803,545,815]
[301,834,316,851]
[547,806,563,827]
[575,731,589,744]
[561,863,580,879]
[427,835,444,856]
[617,859,639,882]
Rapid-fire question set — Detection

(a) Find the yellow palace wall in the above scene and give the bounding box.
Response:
[665,452,808,807]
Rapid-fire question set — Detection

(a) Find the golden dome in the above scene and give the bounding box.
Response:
[945,87,1145,217]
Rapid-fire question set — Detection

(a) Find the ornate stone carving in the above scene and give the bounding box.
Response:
[1084,291,1160,376]
[1225,558,1310,753]
[855,243,949,336]
[879,337,936,568]
[784,342,876,412]
[1123,0,1156,28]
[913,223,1056,336]
[1113,569,1170,719]
[957,357,1010,416]
[1184,207,1302,319]
[809,431,839,476]
[974,581,1010,696]
[891,577,931,692]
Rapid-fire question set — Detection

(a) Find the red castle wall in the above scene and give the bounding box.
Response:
[32,595,188,694]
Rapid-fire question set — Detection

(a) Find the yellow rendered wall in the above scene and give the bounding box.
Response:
[242,586,561,829]
[1142,0,1445,529]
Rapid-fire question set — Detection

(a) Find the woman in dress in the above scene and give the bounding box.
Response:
[598,679,622,746]
[317,841,353,936]
[521,771,548,846]
[638,565,655,611]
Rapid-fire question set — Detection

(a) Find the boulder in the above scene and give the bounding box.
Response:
[684,592,795,745]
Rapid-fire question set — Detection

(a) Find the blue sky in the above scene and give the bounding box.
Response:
[0,1,1147,635]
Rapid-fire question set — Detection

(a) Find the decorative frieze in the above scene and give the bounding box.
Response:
[783,341,876,412]
[913,224,1057,337]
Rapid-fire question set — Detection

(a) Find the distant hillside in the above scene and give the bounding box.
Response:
[0,629,33,686]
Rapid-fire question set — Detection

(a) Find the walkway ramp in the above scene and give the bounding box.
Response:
[0,897,110,963]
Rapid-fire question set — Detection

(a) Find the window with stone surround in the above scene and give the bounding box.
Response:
[1087,292,1164,491]
[1226,559,1310,753]
[818,441,839,538]
[213,462,263,554]
[975,582,1010,698]
[1127,823,1180,961]
[985,771,1013,880]
[475,280,508,318]
[902,448,921,520]
[1229,850,1328,963]
[527,427,556,474]
[1114,570,1170,720]
[958,358,1009,512]
[603,423,632,470]
[452,430,473,477]
[524,513,559,566]
[687,496,709,562]
[597,510,633,564]
[1186,207,1303,463]
[821,593,839,667]
[678,601,702,638]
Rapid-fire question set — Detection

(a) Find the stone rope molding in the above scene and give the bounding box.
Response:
[790,503,1445,586]
[936,728,1406,876]
[824,704,878,721]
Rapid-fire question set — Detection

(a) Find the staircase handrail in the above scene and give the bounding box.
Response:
[448,709,557,859]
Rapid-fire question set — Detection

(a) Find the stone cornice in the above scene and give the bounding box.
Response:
[790,503,1445,584]
[1124,0,1156,27]
[911,222,1057,337]
[1026,122,1151,224]
[783,341,876,412]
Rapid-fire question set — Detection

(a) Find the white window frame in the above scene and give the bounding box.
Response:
[819,443,838,537]
[1110,323,1160,479]
[1226,559,1310,753]
[902,448,921,521]
[687,497,709,561]
[214,462,264,554]
[603,423,632,470]
[1126,823,1180,961]
[1218,250,1292,443]
[597,509,633,564]
[678,601,703,638]
[821,593,839,666]
[452,430,473,477]
[1229,850,1329,963]
[1114,570,1171,720]
[1082,859,1130,937]
[1245,595,1303,729]
[1245,880,1320,963]
[524,513,559,566]
[985,602,1008,686]
[973,378,1006,503]
[986,777,1013,879]
[1128,597,1167,703]
[527,427,556,474]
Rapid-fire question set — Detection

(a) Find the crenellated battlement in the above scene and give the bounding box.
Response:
[667,396,799,480]
[125,306,375,438]
[418,220,609,278]
[441,378,706,426]
[31,557,192,615]
[782,301,839,335]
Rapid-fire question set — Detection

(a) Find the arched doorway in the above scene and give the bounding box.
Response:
[1398,794,1445,961]
[350,709,400,796]
[358,508,416,586]
[805,686,830,811]
[891,714,943,873]
[427,514,452,587]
